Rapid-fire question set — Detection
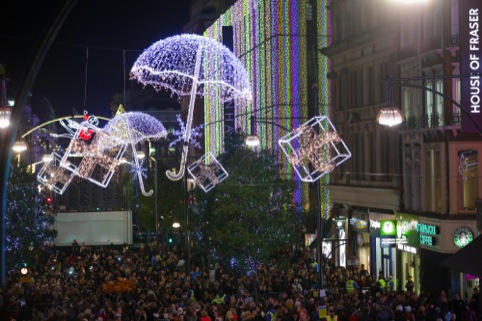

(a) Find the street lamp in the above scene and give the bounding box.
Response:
[377,76,482,134]
[0,107,11,130]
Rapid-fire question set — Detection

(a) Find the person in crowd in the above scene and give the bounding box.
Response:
[405,276,415,293]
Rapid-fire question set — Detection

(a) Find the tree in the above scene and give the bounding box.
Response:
[127,157,184,240]
[192,131,302,273]
[6,167,57,272]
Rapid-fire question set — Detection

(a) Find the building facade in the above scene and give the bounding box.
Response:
[326,0,481,298]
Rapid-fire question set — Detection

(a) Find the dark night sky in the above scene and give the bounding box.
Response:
[0,0,192,119]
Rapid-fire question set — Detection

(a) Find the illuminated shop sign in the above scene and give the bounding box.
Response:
[369,219,380,236]
[381,220,397,236]
[396,213,419,247]
[397,243,417,254]
[460,0,482,132]
[380,220,396,248]
[454,226,474,248]
[417,223,440,247]
[350,217,368,232]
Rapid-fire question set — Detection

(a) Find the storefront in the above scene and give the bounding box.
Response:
[348,211,370,270]
[419,216,478,299]
[396,213,420,294]
[368,211,397,281]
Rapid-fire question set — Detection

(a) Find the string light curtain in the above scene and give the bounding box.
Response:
[204,0,333,209]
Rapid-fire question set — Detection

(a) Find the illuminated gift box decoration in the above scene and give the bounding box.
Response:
[187,152,228,193]
[278,115,351,183]
[37,152,76,195]
[59,122,128,188]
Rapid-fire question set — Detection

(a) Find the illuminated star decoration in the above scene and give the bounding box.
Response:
[169,114,203,150]
[37,111,168,196]
[130,34,252,182]
[278,115,351,183]
[187,152,228,193]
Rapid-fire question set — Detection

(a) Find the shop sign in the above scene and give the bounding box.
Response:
[397,243,417,254]
[396,213,419,247]
[380,236,396,248]
[350,217,368,232]
[369,220,381,236]
[459,0,482,132]
[453,226,474,248]
[418,223,440,247]
[381,220,397,236]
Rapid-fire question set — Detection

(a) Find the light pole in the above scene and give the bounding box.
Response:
[377,76,482,134]
[0,0,78,287]
[149,156,159,243]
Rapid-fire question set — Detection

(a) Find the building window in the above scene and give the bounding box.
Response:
[426,83,434,127]
[458,150,479,210]
[424,148,443,212]
[403,88,411,122]
[435,79,444,126]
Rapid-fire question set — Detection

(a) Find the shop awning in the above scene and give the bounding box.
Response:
[443,234,482,277]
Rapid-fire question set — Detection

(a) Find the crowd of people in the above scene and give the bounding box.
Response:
[0,241,480,321]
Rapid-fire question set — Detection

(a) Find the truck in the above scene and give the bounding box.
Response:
[53,211,133,246]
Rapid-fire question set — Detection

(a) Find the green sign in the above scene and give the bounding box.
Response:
[417,223,439,235]
[454,226,474,248]
[420,234,436,246]
[380,220,396,236]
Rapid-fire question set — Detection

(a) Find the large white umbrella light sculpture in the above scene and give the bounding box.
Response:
[130,34,252,181]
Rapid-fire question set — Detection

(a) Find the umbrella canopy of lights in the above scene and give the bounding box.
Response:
[37,112,168,196]
[130,34,252,182]
[278,116,352,183]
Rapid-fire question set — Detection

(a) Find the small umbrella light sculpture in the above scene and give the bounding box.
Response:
[130,34,252,182]
[278,115,351,183]
[37,112,168,196]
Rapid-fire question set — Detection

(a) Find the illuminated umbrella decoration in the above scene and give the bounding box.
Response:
[37,112,168,196]
[102,112,169,196]
[130,34,252,181]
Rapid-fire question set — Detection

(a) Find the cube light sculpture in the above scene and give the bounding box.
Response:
[278,115,351,183]
[187,152,229,193]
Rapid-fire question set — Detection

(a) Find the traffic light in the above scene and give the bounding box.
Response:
[46,197,52,205]
[168,237,173,244]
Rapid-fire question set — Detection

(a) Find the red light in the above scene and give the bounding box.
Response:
[46,197,52,204]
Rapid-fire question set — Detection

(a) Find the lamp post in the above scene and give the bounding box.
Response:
[377,76,482,134]
[149,156,159,243]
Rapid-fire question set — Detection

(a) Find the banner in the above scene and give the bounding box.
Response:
[460,0,481,132]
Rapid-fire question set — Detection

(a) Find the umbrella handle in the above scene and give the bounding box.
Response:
[165,143,188,181]
[138,170,154,196]
[166,44,203,182]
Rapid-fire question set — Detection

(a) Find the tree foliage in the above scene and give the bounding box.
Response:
[192,131,302,273]
[127,158,184,236]
[6,167,57,272]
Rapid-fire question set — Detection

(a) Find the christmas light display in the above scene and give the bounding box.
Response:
[130,34,252,181]
[278,116,351,183]
[169,114,204,150]
[204,0,309,205]
[7,168,57,271]
[37,152,75,195]
[187,152,229,193]
[37,112,168,196]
